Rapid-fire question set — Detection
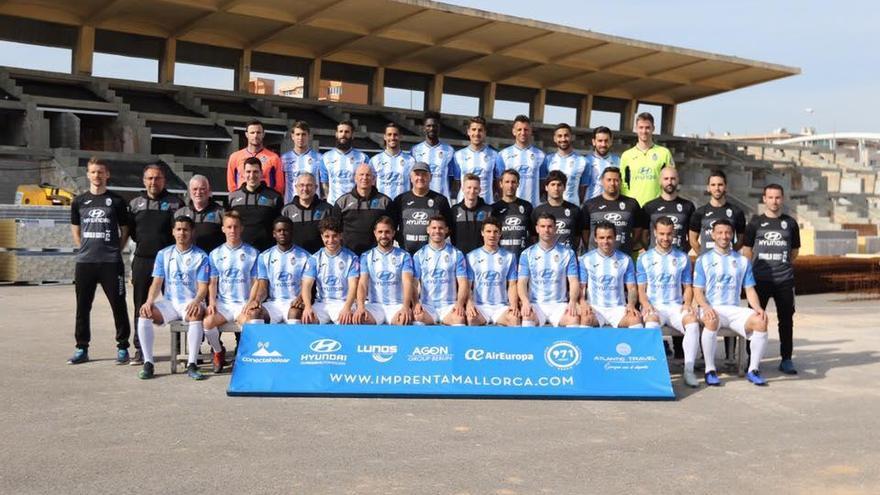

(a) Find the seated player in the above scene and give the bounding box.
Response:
[135,216,210,380]
[301,217,360,324]
[637,217,701,387]
[694,219,770,386]
[518,213,580,327]
[466,217,520,326]
[203,211,260,374]
[355,216,415,325]
[246,217,311,324]
[579,221,643,328]
[412,215,468,325]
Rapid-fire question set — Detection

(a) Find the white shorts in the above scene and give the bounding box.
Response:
[532,302,569,327]
[312,301,350,324]
[592,305,627,328]
[154,298,201,325]
[423,303,456,324]
[216,301,246,323]
[365,303,403,325]
[263,299,294,323]
[701,305,755,337]
[648,303,691,333]
[475,304,511,324]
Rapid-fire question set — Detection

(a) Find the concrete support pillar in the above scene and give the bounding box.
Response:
[307,58,322,99]
[577,94,593,128]
[481,82,496,118]
[159,38,176,84]
[661,104,677,135]
[371,67,385,106]
[72,25,95,76]
[530,88,546,123]
[621,98,638,132]
[235,49,252,92]
[427,73,444,112]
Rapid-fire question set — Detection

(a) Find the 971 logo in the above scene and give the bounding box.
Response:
[544,341,581,370]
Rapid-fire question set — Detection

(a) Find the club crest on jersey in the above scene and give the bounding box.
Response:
[677,203,683,212]
[240,253,246,261]
[619,202,625,210]
[105,198,112,206]
[427,199,434,207]
[161,202,170,210]
[553,254,560,262]
[612,260,619,268]
[289,256,297,266]
[338,260,345,270]
[726,208,733,218]
[652,153,658,161]
[731,259,737,267]
[671,258,678,266]
[370,199,380,208]
[519,205,525,214]
[564,208,570,216]
[781,220,788,229]
[477,211,486,221]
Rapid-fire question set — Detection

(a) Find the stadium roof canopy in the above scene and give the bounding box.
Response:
[0,0,799,106]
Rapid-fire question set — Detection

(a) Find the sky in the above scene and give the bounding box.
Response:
[0,0,875,136]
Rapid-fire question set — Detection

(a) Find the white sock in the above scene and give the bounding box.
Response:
[701,329,718,372]
[289,319,302,324]
[628,323,644,328]
[644,321,660,329]
[749,331,769,372]
[204,327,222,353]
[186,321,204,365]
[137,318,155,364]
[412,321,426,326]
[521,320,537,327]
[683,322,701,372]
[565,324,581,328]
[450,323,465,326]
[248,319,263,325]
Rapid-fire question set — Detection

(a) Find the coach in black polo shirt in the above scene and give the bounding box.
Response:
[642,166,695,253]
[174,174,225,253]
[281,171,332,253]
[743,183,801,375]
[451,173,494,255]
[332,163,392,255]
[533,170,582,251]
[580,167,647,254]
[391,162,451,254]
[492,169,533,258]
[229,156,283,251]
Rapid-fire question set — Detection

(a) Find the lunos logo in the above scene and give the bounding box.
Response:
[357,344,398,363]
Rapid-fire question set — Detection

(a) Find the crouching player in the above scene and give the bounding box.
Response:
[412,215,468,325]
[518,213,580,327]
[247,217,311,324]
[356,216,415,325]
[301,217,360,324]
[579,221,642,328]
[466,217,520,326]
[694,219,770,386]
[203,211,259,373]
[637,217,701,387]
[136,216,209,380]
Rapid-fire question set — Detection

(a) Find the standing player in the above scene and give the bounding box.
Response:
[246,217,311,324]
[68,158,132,364]
[742,184,800,375]
[355,216,415,325]
[518,213,581,327]
[135,217,210,380]
[229,157,283,251]
[642,166,695,253]
[321,120,368,203]
[412,216,469,325]
[371,122,415,200]
[175,174,225,254]
[452,116,502,204]
[579,222,642,328]
[694,219,770,386]
[620,112,674,206]
[637,217,701,387]
[280,120,323,203]
[391,162,452,254]
[203,211,260,374]
[497,115,545,206]
[227,119,284,195]
[301,217,360,325]
[542,123,589,205]
[332,164,392,255]
[450,173,494,255]
[410,111,455,200]
[581,167,647,254]
[585,126,620,200]
[281,172,332,253]
[491,169,533,258]
[466,217,520,327]
[533,170,583,251]
[689,170,746,255]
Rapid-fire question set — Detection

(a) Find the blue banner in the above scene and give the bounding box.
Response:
[227,325,674,399]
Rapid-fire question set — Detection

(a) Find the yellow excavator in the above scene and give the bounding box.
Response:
[14,183,75,206]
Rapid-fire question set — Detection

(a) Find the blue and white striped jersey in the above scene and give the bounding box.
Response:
[452,146,503,204]
[578,249,635,307]
[413,243,467,306]
[410,141,455,199]
[694,249,756,307]
[360,246,414,305]
[466,246,518,306]
[519,243,578,304]
[370,150,414,200]
[209,243,260,304]
[498,144,546,206]
[280,148,324,203]
[636,247,693,305]
[256,245,312,302]
[320,147,369,204]
[542,151,589,205]
[303,247,360,303]
[584,152,621,199]
[151,245,210,305]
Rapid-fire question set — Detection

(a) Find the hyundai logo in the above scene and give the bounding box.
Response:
[763,232,782,241]
[604,213,622,222]
[310,339,342,353]
[377,271,396,282]
[412,211,428,221]
[505,217,522,226]
[88,209,106,218]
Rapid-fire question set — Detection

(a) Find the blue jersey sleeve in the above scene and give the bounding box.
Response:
[636,255,648,284]
[623,257,636,284]
[318,157,329,184]
[537,151,547,179]
[209,253,220,278]
[518,251,530,279]
[565,250,578,277]
[681,256,693,285]
[579,157,591,186]
[347,255,360,280]
[402,252,414,275]
[196,255,210,284]
[578,255,588,285]
[493,151,505,180]
[256,252,269,280]
[412,251,423,279]
[506,255,518,281]
[743,259,756,288]
[693,256,706,288]
[455,251,468,278]
[151,250,165,278]
[450,152,461,178]
[303,255,317,279]
[466,258,475,282]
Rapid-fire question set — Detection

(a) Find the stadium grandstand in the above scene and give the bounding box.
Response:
[0,0,876,295]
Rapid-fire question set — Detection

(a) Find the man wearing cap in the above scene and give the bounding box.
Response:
[391,162,452,254]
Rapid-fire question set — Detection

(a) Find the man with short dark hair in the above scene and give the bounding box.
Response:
[580,167,647,254]
[450,173,494,255]
[412,215,469,325]
[533,170,582,251]
[497,115,545,206]
[175,174,225,254]
[246,216,311,324]
[371,122,415,200]
[281,172,332,253]
[332,164,393,255]
[281,120,323,203]
[689,169,746,255]
[491,169,533,258]
[227,119,284,195]
[585,126,620,199]
[466,217,520,327]
[321,120,368,203]
[391,162,452,254]
[452,116,502,204]
[620,112,674,206]
[301,217,360,325]
[229,157,283,251]
[411,111,455,200]
[356,216,415,325]
[579,221,642,329]
[542,123,589,205]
